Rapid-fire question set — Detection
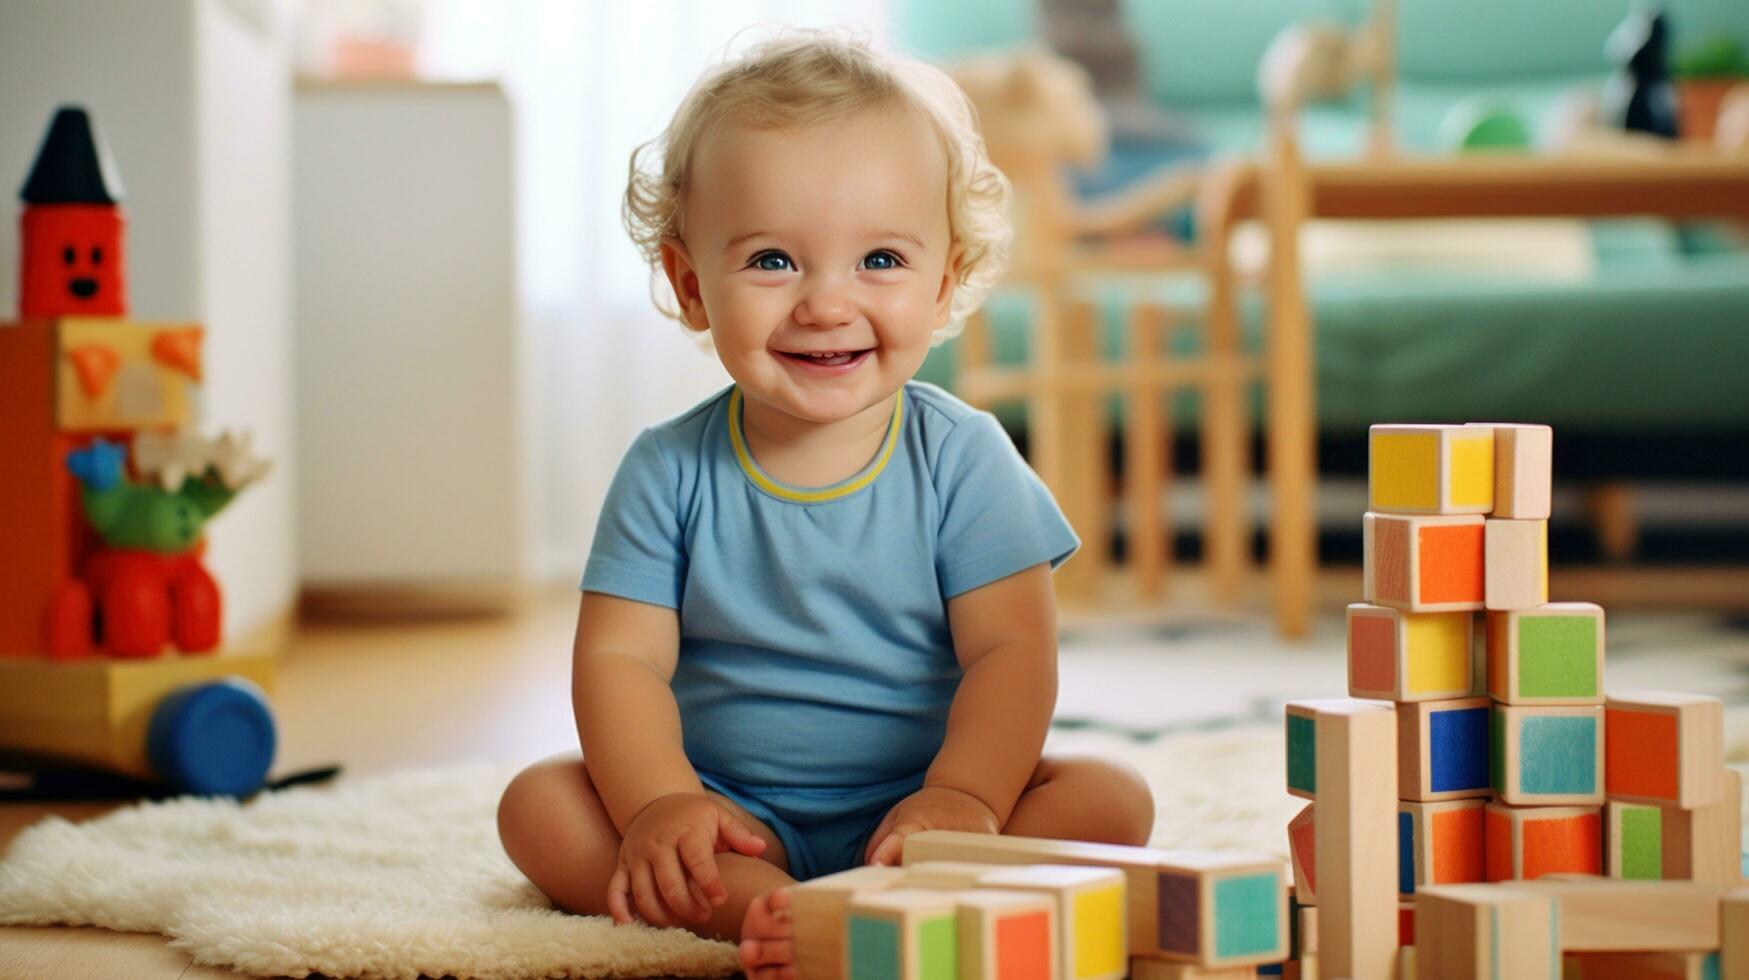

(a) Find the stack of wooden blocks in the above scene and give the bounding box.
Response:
[1284,422,1747,978]
[790,829,1290,979]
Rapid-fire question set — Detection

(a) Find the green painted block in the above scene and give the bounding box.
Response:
[1213,873,1280,958]
[849,916,899,980]
[918,915,957,980]
[1286,714,1316,795]
[1619,806,1663,879]
[1517,617,1598,698]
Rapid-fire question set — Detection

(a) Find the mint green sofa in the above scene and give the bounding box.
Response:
[900,0,1749,456]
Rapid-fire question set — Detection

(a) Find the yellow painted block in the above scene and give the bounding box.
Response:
[0,651,275,778]
[1369,425,1494,515]
[56,318,200,431]
[1370,431,1440,511]
[1448,435,1494,508]
[1404,614,1470,695]
[1073,884,1126,980]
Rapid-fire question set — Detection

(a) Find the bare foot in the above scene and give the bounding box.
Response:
[738,886,795,980]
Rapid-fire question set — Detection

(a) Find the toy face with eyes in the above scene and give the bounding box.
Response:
[20,204,128,318]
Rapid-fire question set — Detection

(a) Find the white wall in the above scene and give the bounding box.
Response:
[0,0,297,643]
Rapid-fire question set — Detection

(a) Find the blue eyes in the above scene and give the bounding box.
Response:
[745,250,904,272]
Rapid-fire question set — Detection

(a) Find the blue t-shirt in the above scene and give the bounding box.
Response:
[580,382,1079,789]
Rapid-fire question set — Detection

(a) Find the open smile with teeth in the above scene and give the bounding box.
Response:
[781,349,872,367]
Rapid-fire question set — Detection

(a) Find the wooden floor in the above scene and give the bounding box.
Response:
[0,588,584,980]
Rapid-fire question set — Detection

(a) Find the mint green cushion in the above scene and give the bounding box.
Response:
[916,251,1749,433]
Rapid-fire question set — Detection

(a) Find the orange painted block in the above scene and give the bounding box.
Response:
[1604,693,1724,808]
[957,890,1059,980]
[1399,799,1485,897]
[1484,802,1602,882]
[1483,518,1547,612]
[1346,603,1473,702]
[1362,512,1484,613]
[1566,950,1720,979]
[1287,803,1316,905]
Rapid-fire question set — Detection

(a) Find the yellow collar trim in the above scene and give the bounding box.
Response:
[727,387,903,503]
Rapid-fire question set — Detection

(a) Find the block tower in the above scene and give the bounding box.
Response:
[1287,422,1741,977]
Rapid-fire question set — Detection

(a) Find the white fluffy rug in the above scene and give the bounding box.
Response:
[0,725,1302,980]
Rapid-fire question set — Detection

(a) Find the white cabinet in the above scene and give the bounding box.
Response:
[293,81,529,604]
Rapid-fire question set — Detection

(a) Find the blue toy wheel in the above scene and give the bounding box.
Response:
[146,678,277,797]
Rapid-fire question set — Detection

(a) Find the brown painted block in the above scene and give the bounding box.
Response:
[1346,603,1474,702]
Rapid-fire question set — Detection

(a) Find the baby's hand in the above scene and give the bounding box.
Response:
[863,785,1000,867]
[608,792,767,927]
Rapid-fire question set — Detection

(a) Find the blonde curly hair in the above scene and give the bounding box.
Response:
[622,29,1012,344]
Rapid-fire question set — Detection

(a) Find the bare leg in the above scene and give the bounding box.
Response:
[1003,753,1156,846]
[496,751,793,941]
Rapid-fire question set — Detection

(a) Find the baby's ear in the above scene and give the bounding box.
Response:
[659,237,711,333]
[934,243,966,326]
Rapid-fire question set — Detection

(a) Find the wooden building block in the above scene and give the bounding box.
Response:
[1608,769,1744,886]
[1295,902,1317,957]
[1486,604,1606,706]
[792,865,908,980]
[1723,888,1749,980]
[956,890,1059,980]
[902,862,1009,890]
[1287,804,1316,905]
[1363,512,1485,612]
[1397,944,1416,980]
[1346,604,1474,702]
[1399,900,1415,946]
[1510,877,1722,952]
[1284,702,1322,801]
[1400,799,1486,896]
[901,831,1165,959]
[1492,704,1605,805]
[1369,423,1494,515]
[1565,951,1719,979]
[1127,959,1258,979]
[975,865,1127,980]
[1305,699,1397,980]
[1153,851,1288,968]
[1485,803,1602,882]
[1414,883,1559,979]
[1399,697,1493,802]
[1605,693,1725,808]
[1484,519,1547,611]
[1469,422,1552,520]
[846,889,962,980]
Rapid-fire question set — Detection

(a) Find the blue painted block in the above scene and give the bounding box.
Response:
[1398,810,1415,895]
[1429,705,1490,793]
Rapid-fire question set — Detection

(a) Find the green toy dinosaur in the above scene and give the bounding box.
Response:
[67,437,242,553]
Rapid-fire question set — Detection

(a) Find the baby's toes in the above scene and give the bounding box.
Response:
[740,938,793,969]
[741,888,795,942]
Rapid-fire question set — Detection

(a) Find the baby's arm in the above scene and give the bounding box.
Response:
[573,591,699,824]
[932,562,1059,814]
[865,562,1058,863]
[573,591,765,922]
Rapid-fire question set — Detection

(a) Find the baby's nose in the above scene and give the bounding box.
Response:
[795,280,854,328]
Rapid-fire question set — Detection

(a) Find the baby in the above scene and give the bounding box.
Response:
[496,31,1154,978]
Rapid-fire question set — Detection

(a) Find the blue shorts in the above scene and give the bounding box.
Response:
[697,768,927,880]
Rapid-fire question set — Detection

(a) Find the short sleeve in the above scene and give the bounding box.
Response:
[934,412,1080,598]
[580,430,686,608]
